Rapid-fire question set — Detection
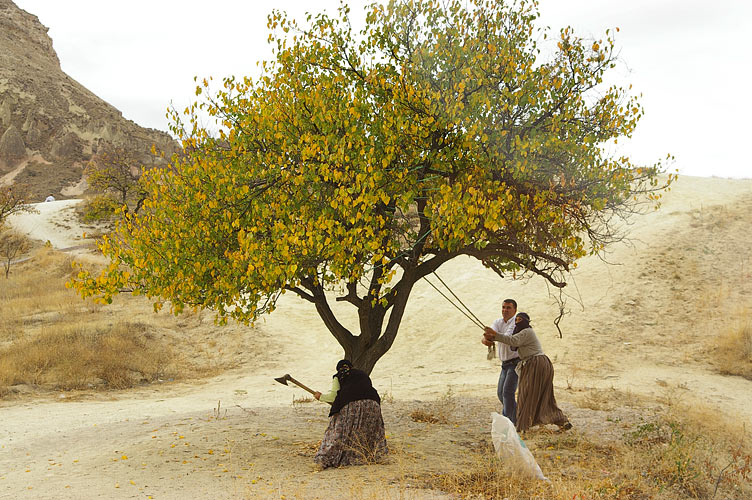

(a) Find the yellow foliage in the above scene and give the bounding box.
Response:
[71,0,671,366]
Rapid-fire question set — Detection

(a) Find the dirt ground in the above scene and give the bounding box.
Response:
[1,175,751,499]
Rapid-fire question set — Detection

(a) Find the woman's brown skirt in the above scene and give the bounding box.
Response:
[314,399,388,468]
[516,354,569,432]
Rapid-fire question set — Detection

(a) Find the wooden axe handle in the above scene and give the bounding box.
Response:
[286,375,315,395]
[287,376,332,406]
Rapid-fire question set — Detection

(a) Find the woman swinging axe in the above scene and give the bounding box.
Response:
[312,359,388,468]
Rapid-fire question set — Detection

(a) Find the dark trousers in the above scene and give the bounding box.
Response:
[497,361,519,424]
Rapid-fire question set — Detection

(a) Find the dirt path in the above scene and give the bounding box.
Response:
[5,199,97,250]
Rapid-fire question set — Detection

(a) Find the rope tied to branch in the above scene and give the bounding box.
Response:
[422,272,497,359]
[422,272,484,330]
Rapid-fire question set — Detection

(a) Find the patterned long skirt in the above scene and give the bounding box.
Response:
[314,399,388,468]
[515,354,569,432]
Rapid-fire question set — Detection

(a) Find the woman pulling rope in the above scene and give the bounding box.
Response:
[483,312,572,433]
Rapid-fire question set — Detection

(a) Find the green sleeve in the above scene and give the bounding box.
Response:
[319,377,340,403]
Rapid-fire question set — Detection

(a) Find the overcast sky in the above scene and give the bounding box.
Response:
[12,0,752,178]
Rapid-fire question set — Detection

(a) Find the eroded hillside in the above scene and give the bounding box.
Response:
[0,0,176,199]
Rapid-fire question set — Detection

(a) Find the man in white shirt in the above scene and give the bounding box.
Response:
[487,298,519,424]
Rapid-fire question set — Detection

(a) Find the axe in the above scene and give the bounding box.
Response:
[274,373,332,405]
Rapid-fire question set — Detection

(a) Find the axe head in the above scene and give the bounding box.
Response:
[274,374,291,386]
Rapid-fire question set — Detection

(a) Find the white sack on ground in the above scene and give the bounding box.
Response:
[490,412,547,480]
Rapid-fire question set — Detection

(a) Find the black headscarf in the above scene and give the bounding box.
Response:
[329,359,380,416]
[512,312,531,334]
[334,359,353,382]
[510,312,531,351]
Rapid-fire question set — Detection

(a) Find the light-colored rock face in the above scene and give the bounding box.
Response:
[0,0,177,199]
[0,0,60,69]
[0,98,11,126]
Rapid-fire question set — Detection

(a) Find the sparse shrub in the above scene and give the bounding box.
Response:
[0,228,30,278]
[0,184,36,226]
[292,395,314,408]
[409,409,445,424]
[410,387,456,424]
[84,145,151,215]
[81,194,121,222]
[580,388,618,411]
[380,389,394,404]
[716,313,752,380]
[420,439,636,500]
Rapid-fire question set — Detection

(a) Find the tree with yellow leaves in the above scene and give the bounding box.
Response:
[84,146,149,216]
[71,0,673,373]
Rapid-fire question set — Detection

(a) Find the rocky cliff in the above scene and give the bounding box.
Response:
[0,0,177,199]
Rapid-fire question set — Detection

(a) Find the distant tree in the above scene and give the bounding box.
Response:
[0,185,35,229]
[0,229,30,278]
[72,0,674,374]
[84,146,148,216]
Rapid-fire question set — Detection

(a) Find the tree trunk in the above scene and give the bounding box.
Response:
[335,275,417,375]
[343,340,382,376]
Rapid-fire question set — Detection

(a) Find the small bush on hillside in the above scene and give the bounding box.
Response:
[0,229,30,278]
[81,194,121,223]
[716,313,752,380]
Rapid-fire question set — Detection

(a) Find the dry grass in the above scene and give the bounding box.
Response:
[419,417,751,499]
[419,431,648,499]
[0,323,175,392]
[1,247,91,345]
[411,393,752,500]
[409,409,447,424]
[0,248,176,396]
[0,246,260,398]
[409,387,457,424]
[716,311,752,380]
